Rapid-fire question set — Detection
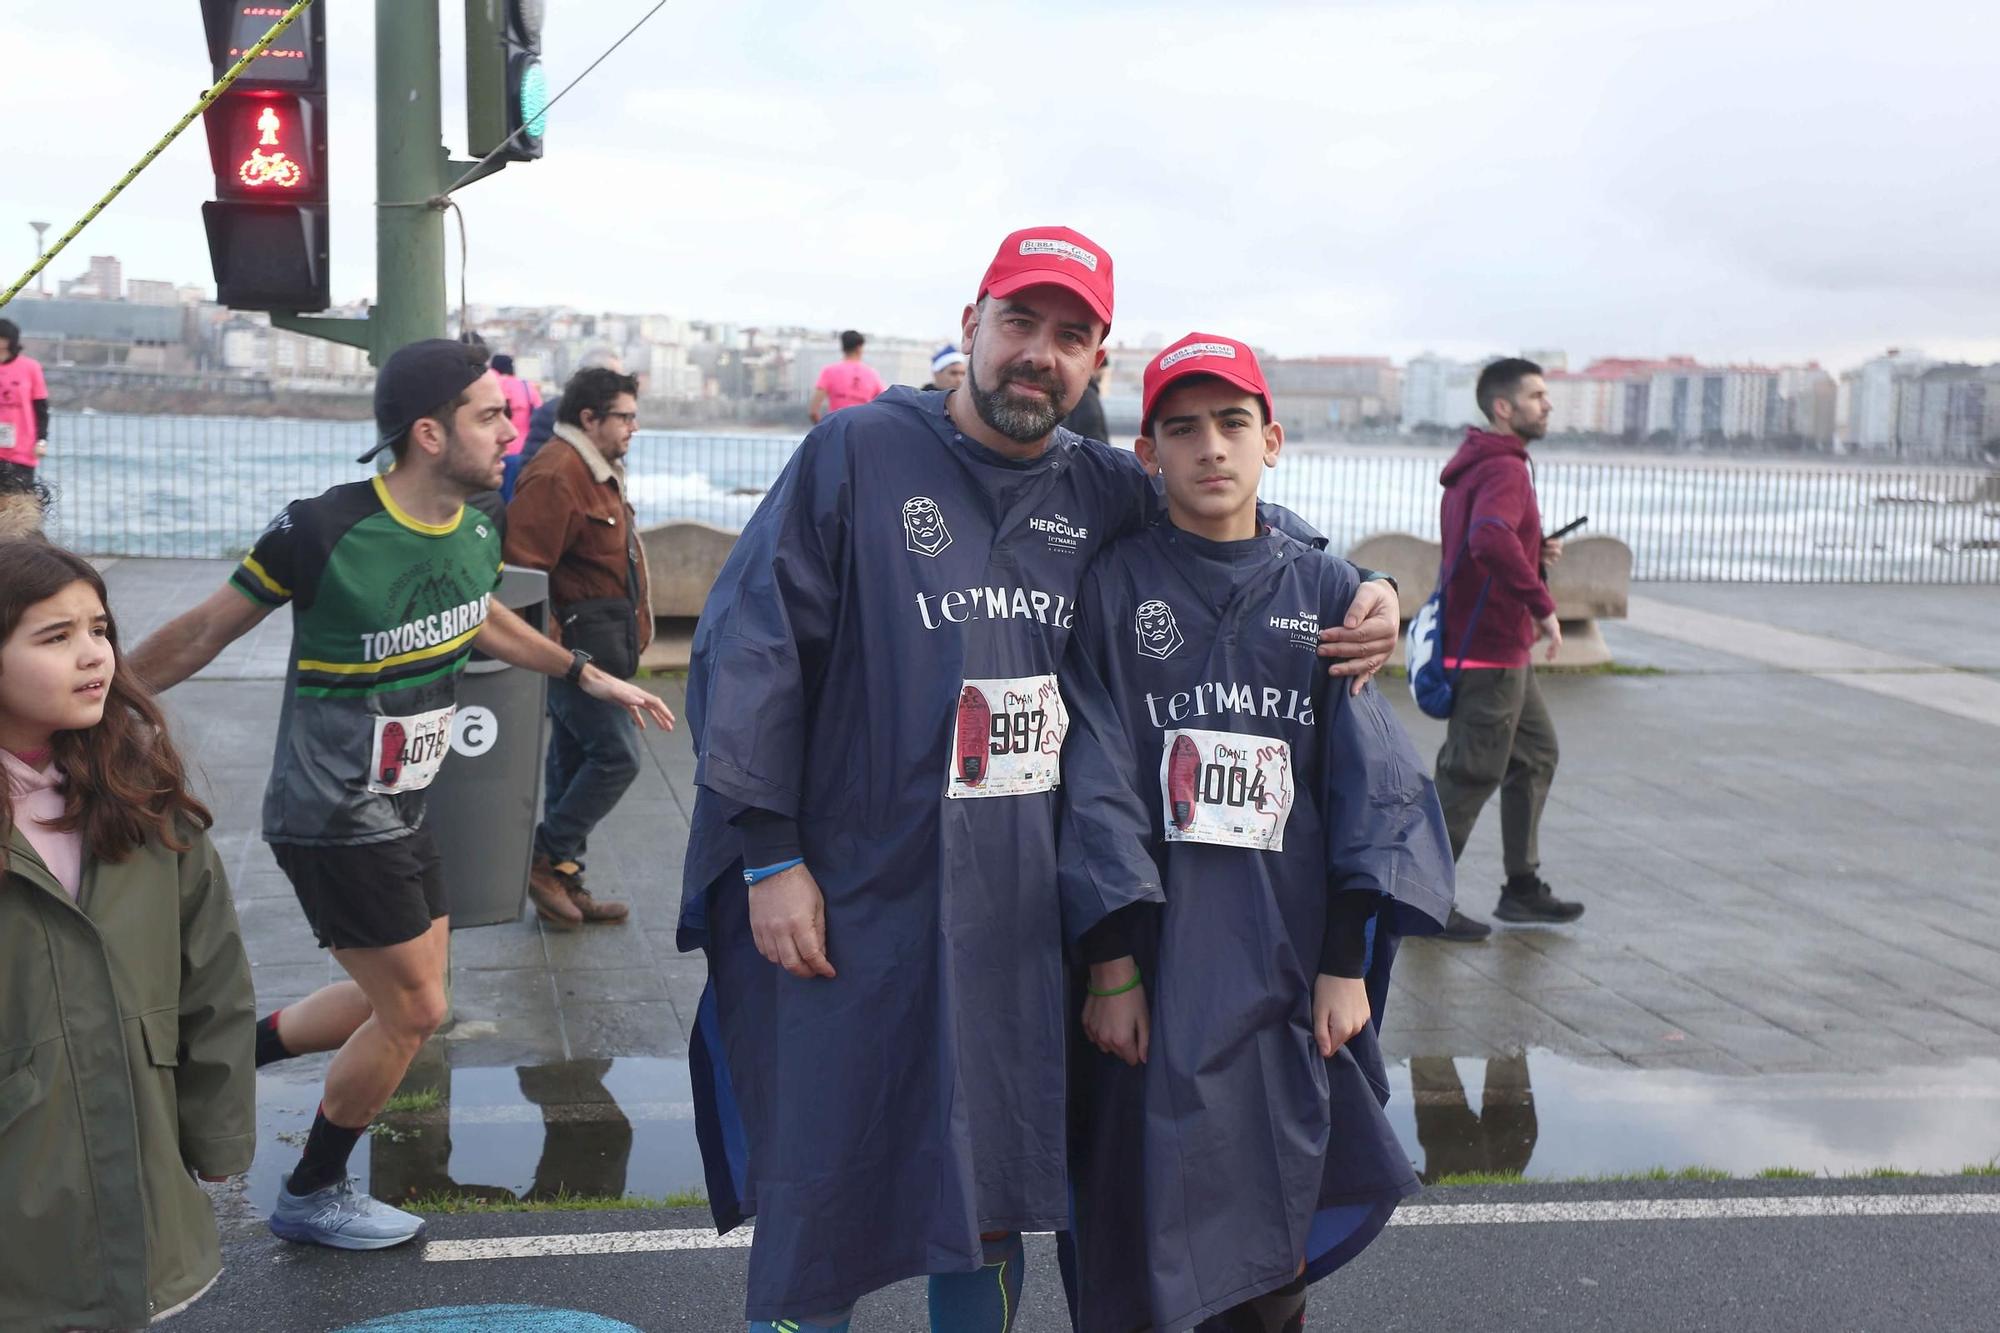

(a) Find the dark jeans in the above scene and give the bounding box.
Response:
[1434,665,1559,883]
[535,674,644,867]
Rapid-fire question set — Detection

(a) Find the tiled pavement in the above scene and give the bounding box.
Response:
[102,560,2000,1080]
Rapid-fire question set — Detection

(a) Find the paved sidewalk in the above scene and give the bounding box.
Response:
[101,560,2000,1083]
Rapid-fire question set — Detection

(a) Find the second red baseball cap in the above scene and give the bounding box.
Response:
[1142,332,1272,430]
[978,226,1114,330]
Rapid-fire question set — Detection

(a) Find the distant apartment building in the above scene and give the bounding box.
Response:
[1841,348,1934,453]
[58,255,124,302]
[1400,354,1478,431]
[217,310,372,385]
[1905,363,2000,462]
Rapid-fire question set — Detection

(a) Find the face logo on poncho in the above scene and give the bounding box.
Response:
[1135,598,1184,660]
[903,496,952,557]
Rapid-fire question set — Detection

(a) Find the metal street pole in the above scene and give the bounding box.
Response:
[372,0,448,360]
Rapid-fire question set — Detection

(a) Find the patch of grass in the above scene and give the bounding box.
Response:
[405,1187,708,1214]
[1961,1160,2000,1177]
[1855,1166,1915,1179]
[1756,1166,1817,1180]
[381,1088,444,1116]
[1430,1166,1730,1187]
[1546,662,1669,677]
[1427,1170,1527,1187]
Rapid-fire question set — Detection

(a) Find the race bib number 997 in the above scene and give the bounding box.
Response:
[946,674,1068,799]
[366,706,457,795]
[1159,728,1294,851]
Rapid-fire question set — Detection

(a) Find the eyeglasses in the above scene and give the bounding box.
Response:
[596,411,639,426]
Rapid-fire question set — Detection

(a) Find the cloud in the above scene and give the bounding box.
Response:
[5,0,1996,368]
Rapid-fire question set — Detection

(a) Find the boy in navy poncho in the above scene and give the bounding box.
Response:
[1059,334,1456,1332]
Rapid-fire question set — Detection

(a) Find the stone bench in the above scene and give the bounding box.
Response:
[1346,531,1633,668]
[637,520,741,671]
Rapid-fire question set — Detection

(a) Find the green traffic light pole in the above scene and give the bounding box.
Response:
[273,0,507,362]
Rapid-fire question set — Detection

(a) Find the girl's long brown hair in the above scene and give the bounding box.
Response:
[0,538,212,869]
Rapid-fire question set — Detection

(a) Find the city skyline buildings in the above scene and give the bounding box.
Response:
[11,249,1994,457]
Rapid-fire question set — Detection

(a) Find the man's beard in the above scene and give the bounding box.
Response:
[1518,416,1549,442]
[968,357,1065,443]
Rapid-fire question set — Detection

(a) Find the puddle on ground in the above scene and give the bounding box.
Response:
[1385,1050,2000,1181]
[252,1056,708,1214]
[249,1049,2000,1215]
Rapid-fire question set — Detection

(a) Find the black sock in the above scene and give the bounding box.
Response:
[287,1105,366,1195]
[255,1011,291,1068]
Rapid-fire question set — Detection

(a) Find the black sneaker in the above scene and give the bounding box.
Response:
[1438,908,1493,942]
[1494,877,1585,924]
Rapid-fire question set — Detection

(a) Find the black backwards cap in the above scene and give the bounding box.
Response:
[359,339,491,463]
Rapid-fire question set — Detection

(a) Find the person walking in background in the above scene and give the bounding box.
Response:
[505,365,651,929]
[0,540,255,1332]
[521,349,626,467]
[1062,365,1109,443]
[1431,358,1583,941]
[0,318,50,489]
[492,353,544,501]
[807,329,885,422]
[924,343,967,391]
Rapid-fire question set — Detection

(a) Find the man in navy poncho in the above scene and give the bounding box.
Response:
[678,229,1403,1330]
[1060,334,1455,1332]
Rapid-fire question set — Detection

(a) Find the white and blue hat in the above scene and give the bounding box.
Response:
[931,344,968,376]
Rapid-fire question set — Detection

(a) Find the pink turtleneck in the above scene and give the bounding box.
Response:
[3,749,81,899]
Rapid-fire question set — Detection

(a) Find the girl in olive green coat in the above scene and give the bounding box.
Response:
[0,539,255,1331]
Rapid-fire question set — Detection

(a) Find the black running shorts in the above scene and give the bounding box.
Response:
[273,827,448,951]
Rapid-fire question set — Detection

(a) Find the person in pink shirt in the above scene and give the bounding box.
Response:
[0,319,51,485]
[808,329,886,422]
[491,353,543,455]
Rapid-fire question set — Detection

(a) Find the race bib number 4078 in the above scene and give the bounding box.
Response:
[366,706,456,795]
[1160,728,1295,851]
[946,674,1068,799]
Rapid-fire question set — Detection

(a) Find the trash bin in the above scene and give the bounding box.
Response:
[430,564,550,929]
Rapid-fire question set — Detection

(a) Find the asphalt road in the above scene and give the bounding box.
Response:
[166,1178,2000,1332]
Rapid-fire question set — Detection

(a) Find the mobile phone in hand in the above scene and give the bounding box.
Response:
[1547,516,1587,541]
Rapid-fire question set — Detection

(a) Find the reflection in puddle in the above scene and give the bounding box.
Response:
[248,1050,2000,1215]
[251,1056,706,1214]
[1409,1052,1538,1183]
[1388,1051,2000,1180]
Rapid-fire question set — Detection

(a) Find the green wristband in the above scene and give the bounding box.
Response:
[1087,965,1143,998]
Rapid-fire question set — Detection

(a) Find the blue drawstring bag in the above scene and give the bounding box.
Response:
[1407,516,1494,720]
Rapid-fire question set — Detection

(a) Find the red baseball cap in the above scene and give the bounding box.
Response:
[977,226,1114,330]
[1142,332,1272,431]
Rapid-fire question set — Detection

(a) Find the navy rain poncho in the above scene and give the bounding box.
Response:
[1058,519,1453,1332]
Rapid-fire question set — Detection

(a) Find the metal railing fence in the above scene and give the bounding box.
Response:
[29,413,2000,583]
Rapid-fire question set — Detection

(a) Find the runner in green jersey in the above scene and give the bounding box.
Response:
[132,340,674,1251]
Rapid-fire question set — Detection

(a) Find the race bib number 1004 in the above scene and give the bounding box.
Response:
[1159,728,1295,851]
[366,706,457,795]
[946,674,1068,799]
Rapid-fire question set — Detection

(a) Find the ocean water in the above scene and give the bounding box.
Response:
[33,412,2000,583]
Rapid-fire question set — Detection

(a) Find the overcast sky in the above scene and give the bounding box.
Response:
[7,0,1998,370]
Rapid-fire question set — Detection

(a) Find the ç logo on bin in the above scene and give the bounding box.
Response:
[451,706,498,757]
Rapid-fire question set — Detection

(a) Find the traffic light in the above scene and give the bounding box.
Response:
[199,3,330,311]
[466,0,547,162]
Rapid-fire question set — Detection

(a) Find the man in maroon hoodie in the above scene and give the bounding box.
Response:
[1432,358,1584,940]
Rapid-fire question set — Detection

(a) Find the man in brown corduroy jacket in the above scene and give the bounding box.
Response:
[505,365,655,927]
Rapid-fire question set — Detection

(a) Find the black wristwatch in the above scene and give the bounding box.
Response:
[564,648,593,684]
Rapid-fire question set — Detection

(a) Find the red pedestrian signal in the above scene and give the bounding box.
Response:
[199,2,329,311]
[228,98,312,192]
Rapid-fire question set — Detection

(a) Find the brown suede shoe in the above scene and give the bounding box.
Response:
[554,861,629,924]
[529,854,583,928]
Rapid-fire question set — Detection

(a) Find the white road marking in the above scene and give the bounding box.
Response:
[1387,1193,2000,1226]
[421,1193,2000,1261]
